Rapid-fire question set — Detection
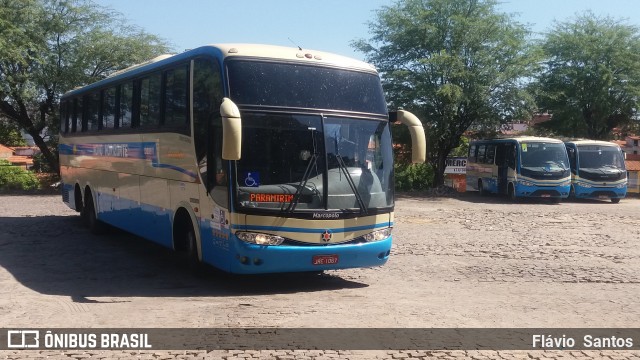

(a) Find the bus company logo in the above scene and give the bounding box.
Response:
[321,230,332,242]
[312,212,340,219]
[7,330,40,348]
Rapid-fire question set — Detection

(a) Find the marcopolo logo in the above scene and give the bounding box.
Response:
[7,330,40,348]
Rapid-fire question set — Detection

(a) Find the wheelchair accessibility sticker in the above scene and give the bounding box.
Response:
[243,172,260,187]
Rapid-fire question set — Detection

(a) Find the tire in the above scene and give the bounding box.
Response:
[84,191,107,235]
[508,183,517,202]
[611,198,621,204]
[478,180,486,196]
[186,222,204,275]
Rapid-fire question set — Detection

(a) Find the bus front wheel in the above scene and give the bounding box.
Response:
[186,224,204,274]
[611,198,621,204]
[83,189,107,234]
[174,211,204,275]
[508,183,517,202]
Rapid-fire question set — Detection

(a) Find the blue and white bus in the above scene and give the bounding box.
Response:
[466,137,571,201]
[564,140,627,203]
[58,44,426,274]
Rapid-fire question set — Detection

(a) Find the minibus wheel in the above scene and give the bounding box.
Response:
[508,183,517,202]
[478,180,486,196]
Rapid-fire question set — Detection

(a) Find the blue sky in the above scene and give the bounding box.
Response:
[94,0,640,60]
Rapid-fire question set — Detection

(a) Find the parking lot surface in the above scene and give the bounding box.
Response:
[0,194,639,359]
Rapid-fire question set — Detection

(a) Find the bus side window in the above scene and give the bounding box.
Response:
[469,144,476,162]
[86,92,100,132]
[477,145,486,164]
[192,57,225,203]
[507,145,516,169]
[72,97,82,133]
[567,147,577,173]
[164,65,189,131]
[120,82,133,129]
[60,101,69,133]
[485,145,496,164]
[103,87,117,129]
[139,73,161,128]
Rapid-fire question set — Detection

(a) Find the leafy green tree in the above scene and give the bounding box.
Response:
[0,0,171,172]
[535,13,640,139]
[354,0,539,186]
[0,119,26,146]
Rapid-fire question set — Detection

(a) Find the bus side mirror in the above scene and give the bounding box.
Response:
[390,110,426,163]
[220,98,242,160]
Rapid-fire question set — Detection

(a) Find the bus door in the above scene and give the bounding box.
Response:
[495,144,509,194]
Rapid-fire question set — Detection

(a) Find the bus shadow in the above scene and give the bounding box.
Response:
[0,216,367,300]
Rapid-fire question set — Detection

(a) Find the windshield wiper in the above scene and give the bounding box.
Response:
[334,154,368,214]
[286,128,319,212]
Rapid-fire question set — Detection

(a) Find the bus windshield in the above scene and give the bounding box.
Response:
[235,112,394,212]
[520,142,569,170]
[578,145,626,170]
[226,60,387,115]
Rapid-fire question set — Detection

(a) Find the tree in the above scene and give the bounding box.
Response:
[353,0,538,186]
[0,119,26,146]
[0,0,171,172]
[535,13,640,139]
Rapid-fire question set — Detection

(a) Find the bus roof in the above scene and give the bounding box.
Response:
[564,139,621,147]
[63,43,377,98]
[471,136,564,144]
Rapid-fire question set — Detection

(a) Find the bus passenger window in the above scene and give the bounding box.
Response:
[164,66,188,129]
[139,74,161,128]
[72,97,82,133]
[477,145,486,163]
[120,82,133,129]
[60,101,69,133]
[103,87,116,129]
[85,92,100,131]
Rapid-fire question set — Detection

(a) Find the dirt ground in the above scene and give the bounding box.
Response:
[0,193,638,359]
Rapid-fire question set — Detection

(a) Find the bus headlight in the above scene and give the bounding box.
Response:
[560,180,571,187]
[578,182,593,188]
[236,232,284,246]
[363,227,392,242]
[616,182,627,188]
[518,180,535,187]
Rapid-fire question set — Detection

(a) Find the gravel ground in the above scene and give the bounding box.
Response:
[0,193,638,359]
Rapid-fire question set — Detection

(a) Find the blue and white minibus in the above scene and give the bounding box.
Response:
[467,137,571,201]
[564,140,627,203]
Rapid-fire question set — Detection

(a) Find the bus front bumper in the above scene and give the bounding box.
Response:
[515,184,570,199]
[227,237,392,274]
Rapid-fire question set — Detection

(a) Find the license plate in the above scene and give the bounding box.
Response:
[312,254,339,265]
[599,195,608,199]
[541,194,551,197]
